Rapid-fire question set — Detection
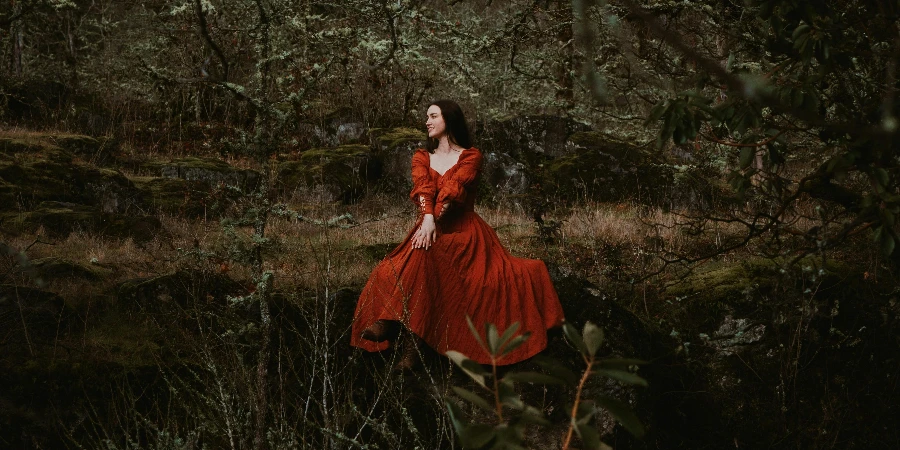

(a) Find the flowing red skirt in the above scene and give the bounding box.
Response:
[350,209,564,365]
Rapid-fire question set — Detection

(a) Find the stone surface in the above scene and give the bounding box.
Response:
[144,157,261,191]
[477,115,591,159]
[277,144,377,203]
[0,201,162,242]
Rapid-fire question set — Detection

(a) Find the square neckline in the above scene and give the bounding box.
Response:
[429,148,467,177]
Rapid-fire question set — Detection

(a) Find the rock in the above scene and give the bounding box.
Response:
[24,257,104,283]
[277,145,377,203]
[144,157,262,191]
[130,176,225,218]
[534,131,672,205]
[370,127,426,182]
[49,134,118,166]
[117,270,244,313]
[477,115,591,159]
[0,285,70,347]
[314,108,368,146]
[482,151,528,196]
[0,138,144,213]
[0,201,161,242]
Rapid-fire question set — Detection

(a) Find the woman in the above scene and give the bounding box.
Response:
[350,100,564,368]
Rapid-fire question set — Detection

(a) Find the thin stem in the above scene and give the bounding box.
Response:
[491,355,504,422]
[562,354,594,450]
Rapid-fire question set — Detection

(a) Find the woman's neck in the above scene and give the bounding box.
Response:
[435,136,463,154]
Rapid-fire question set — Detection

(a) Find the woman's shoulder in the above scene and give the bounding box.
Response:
[460,147,483,161]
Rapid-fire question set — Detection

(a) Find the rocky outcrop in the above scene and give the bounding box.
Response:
[0,201,162,242]
[117,270,245,313]
[143,157,261,191]
[477,115,591,159]
[277,144,379,203]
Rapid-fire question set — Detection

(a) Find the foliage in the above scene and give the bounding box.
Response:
[630,0,900,259]
[446,318,646,449]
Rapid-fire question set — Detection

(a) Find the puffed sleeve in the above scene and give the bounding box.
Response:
[436,148,483,207]
[409,149,436,215]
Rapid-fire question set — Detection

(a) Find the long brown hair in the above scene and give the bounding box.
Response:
[425,99,472,153]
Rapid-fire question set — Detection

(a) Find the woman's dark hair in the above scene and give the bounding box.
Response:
[425,99,472,152]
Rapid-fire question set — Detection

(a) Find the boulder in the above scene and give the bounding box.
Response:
[130,176,225,218]
[277,144,378,203]
[0,138,144,213]
[371,128,426,178]
[144,157,262,191]
[0,201,162,242]
[313,108,368,146]
[477,115,591,159]
[545,131,672,204]
[25,257,104,283]
[0,285,70,348]
[117,270,245,313]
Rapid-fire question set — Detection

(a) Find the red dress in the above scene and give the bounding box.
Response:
[350,148,564,364]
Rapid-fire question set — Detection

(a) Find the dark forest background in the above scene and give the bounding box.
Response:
[2,0,899,449]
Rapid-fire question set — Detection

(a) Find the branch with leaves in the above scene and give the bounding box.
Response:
[446,318,646,449]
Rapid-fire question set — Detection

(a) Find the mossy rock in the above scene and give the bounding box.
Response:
[277,144,377,203]
[0,285,70,347]
[368,127,426,193]
[0,147,144,213]
[49,134,118,166]
[143,157,262,190]
[476,115,591,158]
[25,257,105,282]
[545,132,673,204]
[117,270,244,312]
[0,132,118,166]
[0,201,161,242]
[130,175,223,218]
[371,127,426,152]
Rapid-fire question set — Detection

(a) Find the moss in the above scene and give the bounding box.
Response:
[0,201,160,241]
[568,131,646,161]
[131,175,216,217]
[278,145,375,203]
[143,156,262,190]
[27,257,104,282]
[374,127,426,150]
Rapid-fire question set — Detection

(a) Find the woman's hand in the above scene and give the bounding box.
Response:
[412,214,437,250]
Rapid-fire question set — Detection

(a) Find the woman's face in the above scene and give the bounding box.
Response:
[426,105,446,139]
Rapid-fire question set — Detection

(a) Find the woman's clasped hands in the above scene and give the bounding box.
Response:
[412,214,437,250]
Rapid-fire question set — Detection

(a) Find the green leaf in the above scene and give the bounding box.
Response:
[595,369,648,387]
[582,322,604,357]
[497,322,520,350]
[874,168,890,189]
[520,405,551,426]
[646,101,667,123]
[792,23,810,41]
[563,322,589,356]
[451,386,493,412]
[486,323,500,355]
[880,230,896,256]
[576,423,603,450]
[595,395,645,438]
[465,316,488,353]
[499,333,531,357]
[498,379,524,409]
[446,351,487,388]
[532,355,579,386]
[446,400,496,449]
[504,371,566,385]
[739,146,755,169]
